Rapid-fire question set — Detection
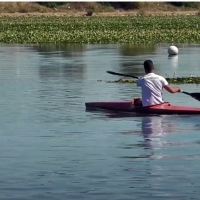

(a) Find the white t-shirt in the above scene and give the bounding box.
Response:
[137,73,168,106]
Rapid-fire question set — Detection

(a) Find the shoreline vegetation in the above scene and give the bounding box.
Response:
[0,2,199,44]
[98,77,200,84]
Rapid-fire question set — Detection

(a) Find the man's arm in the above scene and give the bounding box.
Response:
[163,85,181,93]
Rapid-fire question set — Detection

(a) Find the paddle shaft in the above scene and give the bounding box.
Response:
[181,91,190,96]
[106,71,138,79]
[107,70,200,101]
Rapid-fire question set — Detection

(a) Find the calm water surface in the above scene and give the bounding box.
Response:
[0,44,200,200]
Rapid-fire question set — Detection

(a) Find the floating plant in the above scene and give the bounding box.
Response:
[0,16,199,43]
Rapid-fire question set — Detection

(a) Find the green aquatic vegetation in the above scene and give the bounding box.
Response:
[166,77,200,84]
[0,16,199,43]
[98,77,200,84]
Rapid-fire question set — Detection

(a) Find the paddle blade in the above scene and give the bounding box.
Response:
[183,91,200,101]
[191,93,200,101]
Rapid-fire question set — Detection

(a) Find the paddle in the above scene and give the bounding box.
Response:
[106,70,200,102]
[106,71,138,79]
[181,91,200,101]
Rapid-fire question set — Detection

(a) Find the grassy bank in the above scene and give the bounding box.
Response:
[0,16,199,44]
[0,2,199,14]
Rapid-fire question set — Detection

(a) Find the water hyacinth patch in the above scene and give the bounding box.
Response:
[98,77,200,84]
[0,16,199,43]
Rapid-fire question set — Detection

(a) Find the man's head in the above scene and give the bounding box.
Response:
[143,60,154,74]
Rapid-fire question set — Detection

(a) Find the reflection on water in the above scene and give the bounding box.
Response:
[119,44,156,56]
[32,44,86,57]
[142,116,165,135]
[139,116,195,156]
[110,115,171,154]
[118,44,157,77]
[141,116,167,151]
[39,63,86,80]
[168,55,178,71]
[108,113,200,160]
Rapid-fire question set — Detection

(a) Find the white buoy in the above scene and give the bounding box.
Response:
[168,46,178,55]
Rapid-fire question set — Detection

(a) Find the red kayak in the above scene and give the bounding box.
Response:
[85,100,200,115]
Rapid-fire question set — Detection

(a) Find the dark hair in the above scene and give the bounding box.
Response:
[143,60,154,73]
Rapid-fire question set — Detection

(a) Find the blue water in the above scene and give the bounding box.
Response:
[0,44,200,200]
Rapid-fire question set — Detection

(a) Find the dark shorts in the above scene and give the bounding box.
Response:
[133,98,143,107]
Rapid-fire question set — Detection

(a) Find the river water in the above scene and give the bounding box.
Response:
[1,43,200,200]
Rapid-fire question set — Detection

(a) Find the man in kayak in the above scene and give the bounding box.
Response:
[134,60,181,106]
